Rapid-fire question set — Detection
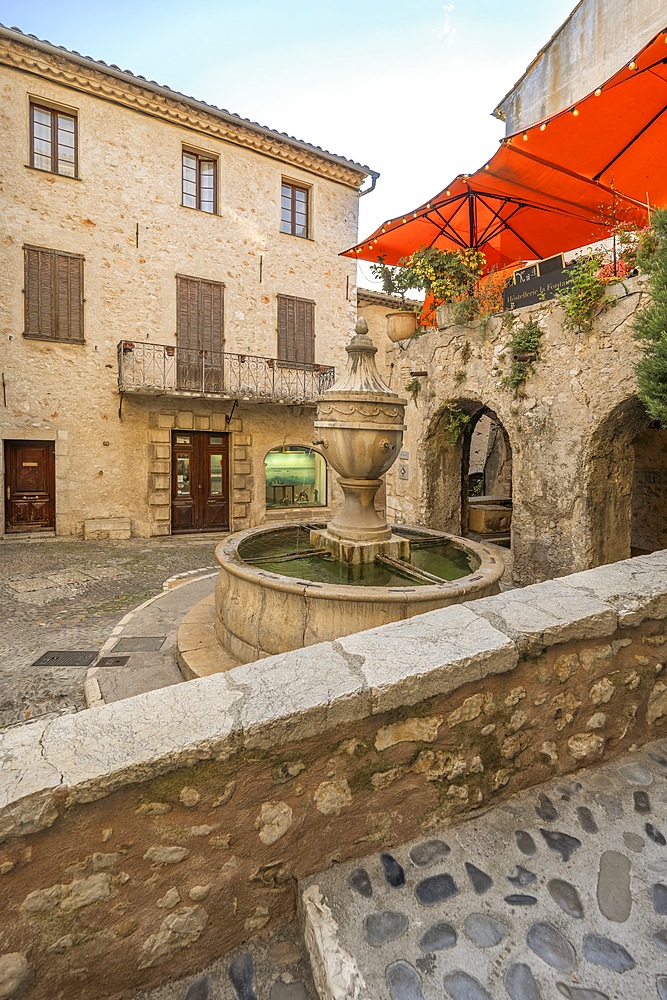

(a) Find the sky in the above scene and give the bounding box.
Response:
[1,1,577,287]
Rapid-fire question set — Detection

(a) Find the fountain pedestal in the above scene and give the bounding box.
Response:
[311,319,409,564]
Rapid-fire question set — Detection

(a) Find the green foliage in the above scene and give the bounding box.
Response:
[460,340,472,364]
[632,207,667,424]
[500,318,543,394]
[405,377,422,404]
[369,256,420,305]
[440,404,471,444]
[558,251,607,333]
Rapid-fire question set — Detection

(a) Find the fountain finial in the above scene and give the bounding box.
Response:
[324,318,399,397]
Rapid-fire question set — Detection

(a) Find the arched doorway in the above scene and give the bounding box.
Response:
[462,406,513,546]
[586,397,665,565]
[422,400,513,546]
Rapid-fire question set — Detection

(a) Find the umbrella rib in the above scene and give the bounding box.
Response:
[593,100,667,180]
[474,197,525,244]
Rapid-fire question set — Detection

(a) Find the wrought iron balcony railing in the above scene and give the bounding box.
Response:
[117,341,335,404]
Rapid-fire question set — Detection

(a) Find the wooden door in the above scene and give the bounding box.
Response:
[5,440,55,532]
[171,431,229,533]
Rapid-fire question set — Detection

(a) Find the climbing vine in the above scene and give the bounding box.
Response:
[633,207,667,423]
[558,252,607,334]
[500,318,543,394]
[440,404,471,444]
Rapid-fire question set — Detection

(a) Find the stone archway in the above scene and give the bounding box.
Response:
[462,407,513,544]
[584,396,666,567]
[422,398,513,542]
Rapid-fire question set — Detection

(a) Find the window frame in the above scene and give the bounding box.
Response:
[280,179,310,238]
[182,149,218,214]
[264,445,328,510]
[29,102,78,177]
[23,245,85,344]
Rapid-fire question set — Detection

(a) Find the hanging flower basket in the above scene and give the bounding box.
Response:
[386,310,417,342]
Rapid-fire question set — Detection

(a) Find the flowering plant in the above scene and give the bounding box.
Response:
[597,259,634,284]
[401,247,486,304]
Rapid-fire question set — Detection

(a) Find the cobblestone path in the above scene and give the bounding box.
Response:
[305,739,667,1000]
[0,536,221,726]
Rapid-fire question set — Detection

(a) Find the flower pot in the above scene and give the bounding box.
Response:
[386,310,417,342]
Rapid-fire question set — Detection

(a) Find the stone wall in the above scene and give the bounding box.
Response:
[0,33,360,537]
[1,550,666,999]
[382,278,664,585]
[493,0,666,131]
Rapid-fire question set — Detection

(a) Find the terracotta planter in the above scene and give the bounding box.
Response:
[386,310,417,342]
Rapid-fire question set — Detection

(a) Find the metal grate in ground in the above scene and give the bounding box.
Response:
[31,650,98,667]
[96,656,131,668]
[111,636,166,653]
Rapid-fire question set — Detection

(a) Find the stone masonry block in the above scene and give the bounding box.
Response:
[150,461,170,475]
[150,474,170,490]
[232,504,248,519]
[233,434,252,446]
[557,550,667,626]
[232,447,247,461]
[175,411,194,429]
[153,444,171,460]
[157,414,176,429]
[232,475,248,490]
[149,429,171,444]
[210,413,230,431]
[232,489,252,503]
[148,490,170,506]
[465,579,618,656]
[195,415,210,430]
[233,461,252,475]
[227,419,243,432]
[338,604,518,714]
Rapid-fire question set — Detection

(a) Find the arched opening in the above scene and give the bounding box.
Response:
[422,399,512,547]
[264,445,328,510]
[586,397,666,565]
[462,407,513,547]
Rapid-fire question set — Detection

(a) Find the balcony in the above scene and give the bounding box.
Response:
[117,341,335,405]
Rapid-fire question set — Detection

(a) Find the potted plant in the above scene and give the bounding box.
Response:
[370,257,421,341]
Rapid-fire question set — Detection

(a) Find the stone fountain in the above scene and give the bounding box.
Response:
[213,320,504,664]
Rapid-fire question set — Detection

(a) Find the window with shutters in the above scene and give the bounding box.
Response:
[277,295,315,366]
[176,275,224,390]
[280,181,309,238]
[182,150,217,213]
[24,247,84,343]
[30,103,77,177]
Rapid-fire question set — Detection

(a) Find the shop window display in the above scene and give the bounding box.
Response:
[265,446,327,509]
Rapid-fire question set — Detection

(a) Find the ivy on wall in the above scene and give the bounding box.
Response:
[633,209,667,424]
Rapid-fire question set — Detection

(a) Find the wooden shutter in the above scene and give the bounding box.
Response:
[277,295,314,364]
[56,252,83,341]
[25,247,53,338]
[296,299,314,365]
[25,247,83,341]
[177,275,224,351]
[200,279,223,352]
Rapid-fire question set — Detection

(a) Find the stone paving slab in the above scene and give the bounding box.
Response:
[302,739,667,1000]
[130,922,317,1000]
[0,537,220,725]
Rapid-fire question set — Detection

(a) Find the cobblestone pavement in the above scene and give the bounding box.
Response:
[0,536,222,727]
[304,739,667,1000]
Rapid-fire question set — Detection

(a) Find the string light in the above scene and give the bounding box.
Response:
[540,122,547,131]
[572,108,580,117]
[628,61,637,70]
[446,189,451,196]
[484,163,490,170]
[595,88,602,96]
[522,132,529,141]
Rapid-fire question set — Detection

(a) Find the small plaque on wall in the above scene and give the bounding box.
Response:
[398,460,409,481]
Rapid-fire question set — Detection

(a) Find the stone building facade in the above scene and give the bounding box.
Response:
[493,0,666,132]
[0,26,375,539]
[380,278,667,587]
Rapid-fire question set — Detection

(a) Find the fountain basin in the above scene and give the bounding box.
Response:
[215,522,504,663]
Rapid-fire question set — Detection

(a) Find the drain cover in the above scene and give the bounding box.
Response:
[112,636,166,653]
[97,656,130,668]
[32,650,98,667]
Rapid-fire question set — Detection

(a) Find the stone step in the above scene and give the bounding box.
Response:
[300,738,667,1000]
